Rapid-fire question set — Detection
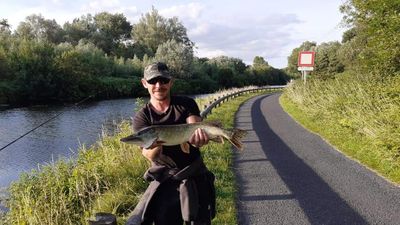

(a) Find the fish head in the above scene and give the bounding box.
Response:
[120,134,143,145]
[120,127,158,148]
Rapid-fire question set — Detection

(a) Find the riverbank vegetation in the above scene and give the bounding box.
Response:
[0,9,288,107]
[282,0,400,183]
[1,89,276,224]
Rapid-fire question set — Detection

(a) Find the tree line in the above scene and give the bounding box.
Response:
[0,8,289,106]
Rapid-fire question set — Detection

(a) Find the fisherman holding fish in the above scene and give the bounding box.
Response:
[125,62,217,225]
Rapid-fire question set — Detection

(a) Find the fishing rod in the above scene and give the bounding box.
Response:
[0,94,97,152]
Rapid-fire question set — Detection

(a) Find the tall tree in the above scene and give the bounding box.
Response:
[314,41,344,79]
[16,14,64,43]
[93,12,132,55]
[63,14,96,45]
[64,12,132,55]
[340,0,400,75]
[208,56,247,74]
[154,39,193,78]
[0,19,12,49]
[0,19,11,34]
[252,56,270,70]
[131,7,194,55]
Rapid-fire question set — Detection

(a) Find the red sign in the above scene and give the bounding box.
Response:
[298,51,315,67]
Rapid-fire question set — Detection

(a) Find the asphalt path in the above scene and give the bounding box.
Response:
[233,93,400,225]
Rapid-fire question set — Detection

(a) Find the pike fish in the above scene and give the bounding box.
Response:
[120,122,247,153]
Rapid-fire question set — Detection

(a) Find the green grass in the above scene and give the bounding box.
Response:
[2,88,277,225]
[280,73,400,184]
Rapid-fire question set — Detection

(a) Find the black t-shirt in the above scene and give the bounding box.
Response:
[133,96,201,169]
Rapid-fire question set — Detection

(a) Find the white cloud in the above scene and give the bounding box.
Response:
[7,6,47,29]
[79,0,139,23]
[185,13,301,67]
[188,23,210,37]
[81,0,121,12]
[160,3,205,20]
[195,47,227,59]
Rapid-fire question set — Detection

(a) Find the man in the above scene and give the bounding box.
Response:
[126,62,216,225]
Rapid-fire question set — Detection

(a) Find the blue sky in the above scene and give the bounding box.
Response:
[0,0,347,68]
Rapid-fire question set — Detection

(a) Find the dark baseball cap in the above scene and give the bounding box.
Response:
[143,62,172,81]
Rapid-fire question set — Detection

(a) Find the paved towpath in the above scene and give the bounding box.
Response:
[234,93,400,225]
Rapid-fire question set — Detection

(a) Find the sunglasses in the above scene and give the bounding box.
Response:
[147,77,171,85]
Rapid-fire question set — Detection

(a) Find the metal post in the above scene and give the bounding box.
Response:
[304,70,307,84]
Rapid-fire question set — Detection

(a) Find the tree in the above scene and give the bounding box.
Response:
[16,14,64,43]
[154,39,193,78]
[63,14,96,45]
[0,19,11,35]
[208,56,247,74]
[0,46,10,80]
[340,0,400,75]
[253,56,269,66]
[314,41,344,79]
[0,19,12,51]
[64,12,132,56]
[92,12,132,55]
[131,7,194,55]
[252,56,270,72]
[341,27,357,43]
[9,39,57,101]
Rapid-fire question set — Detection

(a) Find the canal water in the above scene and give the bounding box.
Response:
[0,98,141,189]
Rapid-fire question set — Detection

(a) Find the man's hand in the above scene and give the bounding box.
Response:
[186,115,209,148]
[142,145,162,162]
[188,128,209,148]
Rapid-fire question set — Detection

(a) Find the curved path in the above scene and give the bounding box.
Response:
[234,93,400,225]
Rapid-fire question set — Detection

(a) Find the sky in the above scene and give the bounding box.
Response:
[0,0,347,68]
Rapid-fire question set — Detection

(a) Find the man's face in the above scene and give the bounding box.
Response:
[142,77,172,101]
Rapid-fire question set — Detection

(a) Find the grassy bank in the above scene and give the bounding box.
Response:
[2,89,276,224]
[280,73,400,184]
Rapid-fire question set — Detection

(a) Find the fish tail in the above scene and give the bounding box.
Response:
[227,129,247,151]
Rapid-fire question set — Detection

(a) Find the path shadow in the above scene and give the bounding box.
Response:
[246,95,367,224]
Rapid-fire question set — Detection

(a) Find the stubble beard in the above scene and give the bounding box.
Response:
[152,88,169,101]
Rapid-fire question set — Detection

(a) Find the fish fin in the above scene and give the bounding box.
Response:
[210,136,224,144]
[142,137,158,149]
[227,129,247,151]
[180,142,191,154]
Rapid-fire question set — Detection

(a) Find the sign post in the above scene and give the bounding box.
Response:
[297,51,315,84]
